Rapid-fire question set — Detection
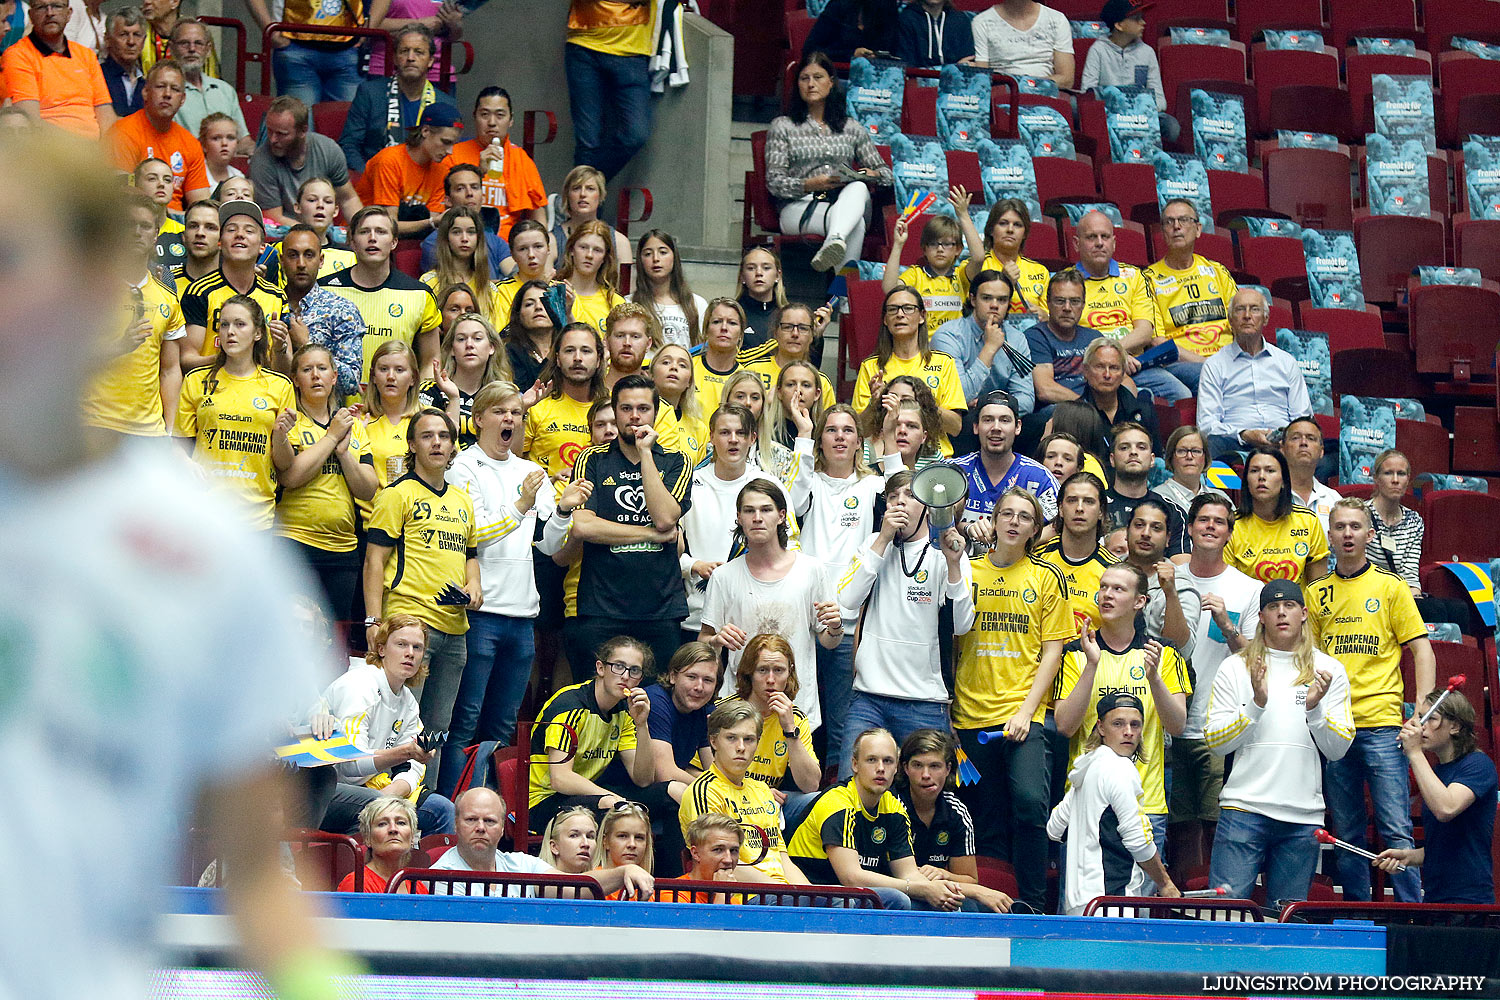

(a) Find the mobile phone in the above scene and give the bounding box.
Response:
[129,285,146,322]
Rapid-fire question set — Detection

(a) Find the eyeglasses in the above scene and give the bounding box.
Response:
[884,303,921,316]
[1161,215,1200,229]
[930,240,962,249]
[603,660,644,680]
[778,322,813,333]
[1174,447,1205,457]
[1049,296,1084,307]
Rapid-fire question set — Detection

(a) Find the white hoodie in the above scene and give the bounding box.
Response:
[318,664,426,788]
[1204,647,1354,825]
[1047,744,1157,915]
[447,445,555,617]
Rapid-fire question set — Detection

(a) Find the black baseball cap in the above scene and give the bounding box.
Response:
[1260,579,1305,610]
[418,104,464,129]
[975,389,1020,419]
[1100,0,1151,25]
[1097,691,1145,718]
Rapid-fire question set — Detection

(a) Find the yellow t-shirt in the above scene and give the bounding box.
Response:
[84,275,184,436]
[954,553,1074,728]
[675,409,710,468]
[980,253,1051,316]
[680,763,790,883]
[850,351,967,456]
[899,263,972,330]
[524,393,594,481]
[1306,564,1427,728]
[1034,538,1119,630]
[173,364,296,529]
[359,411,411,517]
[571,286,623,335]
[319,267,443,382]
[692,352,741,410]
[365,472,477,635]
[180,270,288,357]
[1080,263,1153,343]
[567,0,658,56]
[274,410,374,553]
[1225,506,1330,587]
[1143,254,1237,356]
[741,356,838,412]
[1055,637,1192,814]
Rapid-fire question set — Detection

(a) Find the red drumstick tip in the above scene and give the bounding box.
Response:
[1447,675,1466,690]
[1315,828,1336,844]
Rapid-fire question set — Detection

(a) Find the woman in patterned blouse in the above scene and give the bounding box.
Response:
[765,51,892,272]
[1368,449,1425,596]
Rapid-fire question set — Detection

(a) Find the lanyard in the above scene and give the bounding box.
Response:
[385,76,436,146]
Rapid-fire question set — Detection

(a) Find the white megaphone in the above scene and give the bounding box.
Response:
[911,462,969,542]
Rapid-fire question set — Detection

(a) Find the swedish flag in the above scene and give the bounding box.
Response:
[1204,461,1241,492]
[1439,562,1497,628]
[273,730,371,767]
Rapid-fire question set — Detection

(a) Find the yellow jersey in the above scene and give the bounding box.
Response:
[1226,505,1330,587]
[1143,254,1237,356]
[680,763,791,883]
[529,680,638,806]
[365,471,477,635]
[692,352,741,410]
[954,553,1074,727]
[1034,537,1119,630]
[263,243,355,286]
[523,394,594,481]
[1306,564,1426,728]
[699,699,818,790]
[741,355,838,412]
[1055,635,1192,814]
[850,351,967,455]
[675,408,710,468]
[173,364,296,529]
[180,270,288,356]
[84,275,184,436]
[1079,262,1153,343]
[567,0,658,57]
[899,263,972,330]
[319,266,443,382]
[787,779,914,885]
[980,253,1051,316]
[274,410,374,553]
[570,286,623,335]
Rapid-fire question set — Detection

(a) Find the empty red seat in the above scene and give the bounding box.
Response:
[1237,233,1307,287]
[1346,53,1433,136]
[838,279,886,397]
[1426,0,1500,58]
[1451,405,1500,474]
[1100,162,1160,225]
[945,148,982,196]
[1265,147,1355,230]
[240,94,271,138]
[1235,0,1324,44]
[1327,0,1418,51]
[1207,168,1268,220]
[1332,346,1426,399]
[1160,41,1247,121]
[1298,306,1385,353]
[1422,490,1500,564]
[1036,156,1102,211]
[1410,283,1500,380]
[1395,416,1453,477]
[1266,85,1356,146]
[1175,79,1260,142]
[1353,212,1448,305]
[1455,214,1500,282]
[1439,55,1500,148]
[1251,45,1341,125]
[1023,214,1063,259]
[1358,150,1450,219]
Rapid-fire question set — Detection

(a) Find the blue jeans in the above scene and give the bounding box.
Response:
[1210,808,1320,904]
[1326,726,1422,901]
[272,42,361,106]
[839,693,949,780]
[1205,433,1244,462]
[1132,365,1192,404]
[435,611,536,798]
[564,43,653,179]
[322,781,456,837]
[816,634,855,773]
[413,628,468,789]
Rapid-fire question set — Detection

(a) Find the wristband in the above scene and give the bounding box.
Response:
[269,949,366,1000]
[363,616,380,628]
[557,506,575,517]
[784,728,800,740]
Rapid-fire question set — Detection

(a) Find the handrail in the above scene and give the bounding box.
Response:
[653,879,883,907]
[523,110,559,160]
[196,16,250,94]
[1280,900,1500,927]
[387,868,606,897]
[1082,895,1266,921]
[287,828,364,893]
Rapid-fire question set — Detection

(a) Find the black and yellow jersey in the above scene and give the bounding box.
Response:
[1226,505,1330,587]
[1306,563,1426,728]
[173,363,296,528]
[1079,261,1153,342]
[84,274,184,436]
[692,352,742,410]
[528,680,638,807]
[1034,537,1119,630]
[524,394,593,482]
[1054,633,1191,814]
[274,410,374,553]
[319,265,442,382]
[898,262,971,329]
[170,263,212,299]
[680,763,790,882]
[1143,253,1237,356]
[787,778,914,884]
[180,270,288,356]
[954,553,1073,728]
[365,471,477,635]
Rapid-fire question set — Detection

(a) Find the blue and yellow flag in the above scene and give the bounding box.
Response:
[1205,461,1241,492]
[273,730,371,768]
[1439,562,1497,629]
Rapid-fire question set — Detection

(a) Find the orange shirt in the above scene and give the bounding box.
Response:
[357,143,453,213]
[337,866,430,893]
[107,110,209,212]
[1,34,111,138]
[450,137,548,240]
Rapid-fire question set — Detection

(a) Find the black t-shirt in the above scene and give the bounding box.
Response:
[896,788,977,869]
[507,340,546,395]
[1086,385,1160,451]
[1106,485,1188,557]
[737,293,777,352]
[574,440,693,620]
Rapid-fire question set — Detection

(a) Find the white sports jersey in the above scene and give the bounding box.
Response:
[319,663,427,789]
[447,445,555,618]
[0,442,329,1000]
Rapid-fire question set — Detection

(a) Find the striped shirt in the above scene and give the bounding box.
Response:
[1369,504,1425,592]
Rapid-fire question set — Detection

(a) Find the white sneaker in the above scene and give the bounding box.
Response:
[811,235,847,272]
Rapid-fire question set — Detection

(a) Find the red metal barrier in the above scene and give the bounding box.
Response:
[1082,895,1266,921]
[196,16,250,94]
[387,868,606,898]
[653,880,883,907]
[1280,900,1500,927]
[523,110,558,160]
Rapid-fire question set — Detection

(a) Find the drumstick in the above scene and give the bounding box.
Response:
[1315,828,1407,871]
[1417,675,1467,726]
[1182,887,1228,898]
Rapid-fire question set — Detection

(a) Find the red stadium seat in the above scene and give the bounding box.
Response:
[1298,306,1385,353]
[1265,85,1357,146]
[1395,417,1453,477]
[1100,162,1160,225]
[1061,218,1149,266]
[1401,644,1486,720]
[903,80,938,138]
[393,239,423,278]
[1439,54,1500,147]
[312,100,352,138]
[1251,45,1341,125]
[1264,147,1354,230]
[1346,53,1432,137]
[740,129,823,250]
[287,830,363,892]
[1235,0,1324,44]
[1145,0,1232,46]
[1145,227,1236,267]
[1451,405,1500,474]
[1236,234,1306,288]
[1426,0,1500,58]
[974,856,1020,898]
[240,93,271,138]
[1332,346,1426,400]
[1455,214,1500,281]
[1036,156,1102,211]
[1174,80,1259,144]
[1408,283,1500,380]
[1160,41,1247,122]
[1357,151,1450,220]
[838,279,885,398]
[786,10,814,65]
[1024,214,1064,259]
[1422,490,1500,564]
[492,744,540,852]
[1328,0,1418,51]
[1456,95,1500,150]
[1353,212,1448,306]
[1206,168,1268,221]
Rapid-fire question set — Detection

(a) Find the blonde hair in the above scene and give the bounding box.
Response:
[721,369,777,471]
[356,796,420,851]
[699,296,749,351]
[364,613,431,688]
[765,360,826,448]
[441,311,513,386]
[558,219,620,297]
[471,379,521,415]
[686,812,743,848]
[653,343,703,427]
[361,340,422,417]
[593,802,655,874]
[813,403,873,478]
[1242,609,1319,688]
[539,806,598,871]
[1082,706,1149,764]
[735,245,788,307]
